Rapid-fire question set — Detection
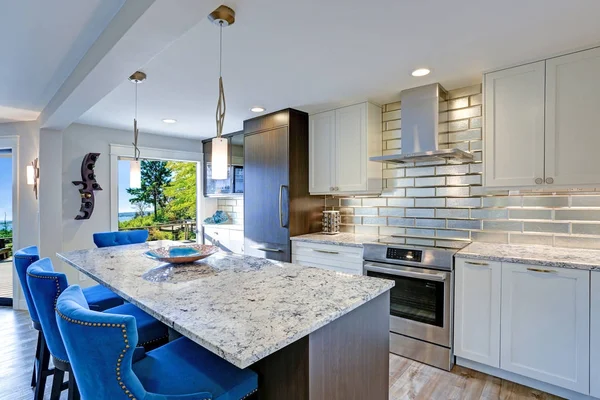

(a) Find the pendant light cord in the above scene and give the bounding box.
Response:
[215,20,226,139]
[133,80,140,161]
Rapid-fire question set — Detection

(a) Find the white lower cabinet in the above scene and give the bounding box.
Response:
[500,262,590,394]
[591,271,600,398]
[204,226,244,254]
[291,241,363,275]
[454,258,501,367]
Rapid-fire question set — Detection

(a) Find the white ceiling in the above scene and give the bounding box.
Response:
[0,0,125,121]
[77,0,600,139]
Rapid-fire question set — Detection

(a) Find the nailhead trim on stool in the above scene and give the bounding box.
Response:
[55,310,141,399]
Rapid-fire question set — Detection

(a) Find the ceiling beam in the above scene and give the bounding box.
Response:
[39,0,211,131]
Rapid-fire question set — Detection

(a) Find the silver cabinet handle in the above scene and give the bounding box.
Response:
[334,186,339,191]
[279,185,288,228]
[279,185,284,228]
[527,267,556,273]
[330,186,334,191]
[364,263,447,282]
[254,247,282,253]
[535,178,543,184]
[465,261,489,266]
[312,249,339,255]
[545,177,554,184]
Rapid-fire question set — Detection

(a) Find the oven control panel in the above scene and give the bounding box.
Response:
[386,248,422,262]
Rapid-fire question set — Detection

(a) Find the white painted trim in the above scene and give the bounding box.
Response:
[456,357,594,400]
[0,136,20,309]
[108,144,203,231]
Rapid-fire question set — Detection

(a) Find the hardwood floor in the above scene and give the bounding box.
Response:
[389,354,563,400]
[0,306,562,400]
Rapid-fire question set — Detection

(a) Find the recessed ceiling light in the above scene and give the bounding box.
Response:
[250,107,266,113]
[162,118,177,124]
[411,68,431,77]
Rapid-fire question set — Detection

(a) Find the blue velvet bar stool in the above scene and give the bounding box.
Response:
[15,246,125,399]
[27,259,170,400]
[13,246,48,397]
[93,230,149,248]
[57,285,259,400]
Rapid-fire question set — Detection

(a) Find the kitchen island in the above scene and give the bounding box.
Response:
[58,240,393,399]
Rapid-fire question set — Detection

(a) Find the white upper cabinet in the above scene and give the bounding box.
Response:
[309,102,382,195]
[545,47,600,186]
[500,263,590,394]
[484,46,600,188]
[591,271,600,398]
[454,258,501,368]
[484,61,545,187]
[309,110,335,193]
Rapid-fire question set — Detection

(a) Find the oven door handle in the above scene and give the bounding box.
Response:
[364,264,447,282]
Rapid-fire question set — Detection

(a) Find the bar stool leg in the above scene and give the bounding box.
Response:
[67,370,80,400]
[33,334,51,400]
[50,369,65,400]
[31,331,42,389]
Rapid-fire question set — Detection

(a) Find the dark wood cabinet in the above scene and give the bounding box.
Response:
[243,109,321,262]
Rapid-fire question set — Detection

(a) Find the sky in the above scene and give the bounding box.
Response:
[0,155,12,221]
[118,159,135,213]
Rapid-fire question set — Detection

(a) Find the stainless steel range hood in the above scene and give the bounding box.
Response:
[370,83,473,164]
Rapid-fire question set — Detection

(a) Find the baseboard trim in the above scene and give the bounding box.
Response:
[456,357,596,400]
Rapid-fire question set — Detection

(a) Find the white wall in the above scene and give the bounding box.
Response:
[0,121,40,309]
[48,123,202,284]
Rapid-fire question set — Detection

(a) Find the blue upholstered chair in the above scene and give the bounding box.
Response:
[93,230,149,248]
[13,246,46,397]
[27,259,169,400]
[56,285,259,400]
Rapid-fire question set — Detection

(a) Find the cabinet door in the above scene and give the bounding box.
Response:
[309,111,335,194]
[484,61,545,187]
[244,127,290,256]
[335,103,368,192]
[591,271,600,398]
[545,47,600,186]
[500,263,590,394]
[454,258,501,367]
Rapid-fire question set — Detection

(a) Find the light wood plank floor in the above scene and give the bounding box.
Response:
[1,307,562,400]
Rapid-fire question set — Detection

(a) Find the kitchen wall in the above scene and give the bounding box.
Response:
[216,198,244,225]
[332,83,600,250]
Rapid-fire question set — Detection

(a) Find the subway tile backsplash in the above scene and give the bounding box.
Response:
[329,83,600,250]
[216,198,244,225]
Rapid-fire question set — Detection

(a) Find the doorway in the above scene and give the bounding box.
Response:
[0,149,13,307]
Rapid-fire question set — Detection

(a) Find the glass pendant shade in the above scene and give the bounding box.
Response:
[211,137,228,179]
[26,165,35,185]
[130,160,141,189]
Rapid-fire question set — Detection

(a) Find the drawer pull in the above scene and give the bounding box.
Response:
[464,261,489,266]
[312,249,340,255]
[254,247,282,253]
[527,267,556,274]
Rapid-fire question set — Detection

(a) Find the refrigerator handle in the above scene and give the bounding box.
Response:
[279,184,288,228]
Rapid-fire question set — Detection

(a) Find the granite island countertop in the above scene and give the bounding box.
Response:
[57,240,393,369]
[291,232,380,248]
[457,242,600,271]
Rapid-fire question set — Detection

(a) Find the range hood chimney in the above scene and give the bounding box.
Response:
[370,83,473,164]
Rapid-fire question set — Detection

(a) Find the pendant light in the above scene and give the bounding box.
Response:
[209,5,235,180]
[129,71,146,189]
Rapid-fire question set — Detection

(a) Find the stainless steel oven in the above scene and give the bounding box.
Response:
[363,241,466,370]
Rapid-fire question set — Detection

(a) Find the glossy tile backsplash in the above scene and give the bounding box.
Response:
[331,83,600,250]
[216,198,244,225]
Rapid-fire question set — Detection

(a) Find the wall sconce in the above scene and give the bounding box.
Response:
[27,158,39,199]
